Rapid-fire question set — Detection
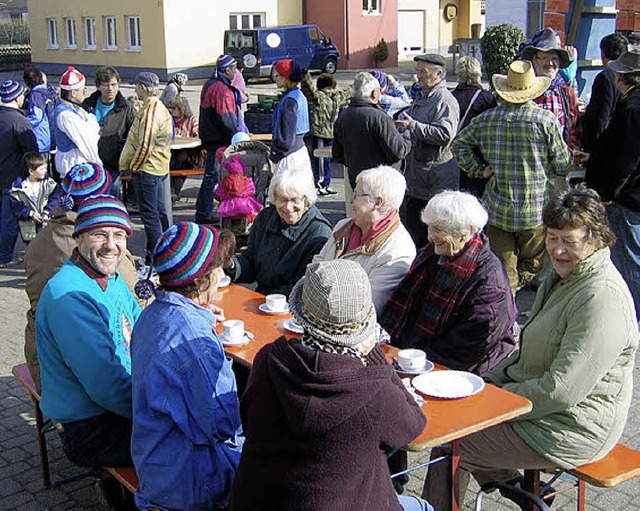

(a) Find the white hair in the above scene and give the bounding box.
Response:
[356,166,406,215]
[268,170,318,207]
[353,72,380,99]
[421,190,488,237]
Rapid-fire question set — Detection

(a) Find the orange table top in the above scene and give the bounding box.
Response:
[215,284,532,452]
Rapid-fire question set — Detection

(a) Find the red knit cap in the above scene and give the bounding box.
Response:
[274,59,293,80]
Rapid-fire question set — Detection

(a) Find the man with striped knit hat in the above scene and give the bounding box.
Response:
[36,194,141,469]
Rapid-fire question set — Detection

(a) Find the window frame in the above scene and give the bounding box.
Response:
[104,16,118,50]
[363,0,381,15]
[228,12,265,30]
[83,17,96,50]
[47,18,58,49]
[126,15,141,51]
[64,17,76,49]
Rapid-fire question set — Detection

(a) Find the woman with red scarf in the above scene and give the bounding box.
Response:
[379,190,517,374]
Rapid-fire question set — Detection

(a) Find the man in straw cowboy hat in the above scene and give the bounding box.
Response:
[586,48,640,318]
[452,60,570,293]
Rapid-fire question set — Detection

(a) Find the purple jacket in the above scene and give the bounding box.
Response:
[380,235,517,374]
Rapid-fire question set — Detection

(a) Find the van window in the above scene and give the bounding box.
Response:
[309,27,321,44]
[225,31,255,51]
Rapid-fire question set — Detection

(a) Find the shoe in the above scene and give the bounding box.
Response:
[323,186,338,195]
[195,215,218,225]
[317,187,329,196]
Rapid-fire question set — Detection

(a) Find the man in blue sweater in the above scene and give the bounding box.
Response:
[36,194,141,468]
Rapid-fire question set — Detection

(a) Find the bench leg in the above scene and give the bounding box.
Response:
[577,479,586,511]
[451,439,460,511]
[33,397,51,489]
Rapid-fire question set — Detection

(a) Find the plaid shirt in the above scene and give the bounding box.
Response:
[534,82,581,150]
[453,101,570,232]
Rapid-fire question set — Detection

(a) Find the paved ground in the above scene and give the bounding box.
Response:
[1,66,640,509]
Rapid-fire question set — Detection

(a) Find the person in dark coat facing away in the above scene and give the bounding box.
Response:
[230,259,432,511]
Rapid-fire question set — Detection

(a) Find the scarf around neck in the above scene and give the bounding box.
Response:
[380,233,484,344]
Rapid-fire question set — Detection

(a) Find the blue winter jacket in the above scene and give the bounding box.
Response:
[24,84,57,152]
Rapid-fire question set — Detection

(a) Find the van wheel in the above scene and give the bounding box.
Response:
[323,59,337,74]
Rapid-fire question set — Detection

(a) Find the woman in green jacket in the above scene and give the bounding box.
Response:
[423,185,639,509]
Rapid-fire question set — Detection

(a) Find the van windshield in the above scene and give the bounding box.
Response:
[225,31,255,51]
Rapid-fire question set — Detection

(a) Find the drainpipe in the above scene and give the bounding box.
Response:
[345,0,350,65]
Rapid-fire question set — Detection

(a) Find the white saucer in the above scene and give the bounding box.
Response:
[259,303,290,315]
[219,330,254,346]
[393,359,435,375]
[283,318,303,334]
[218,275,231,288]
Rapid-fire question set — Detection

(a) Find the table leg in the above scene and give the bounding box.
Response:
[451,439,460,511]
[523,469,540,511]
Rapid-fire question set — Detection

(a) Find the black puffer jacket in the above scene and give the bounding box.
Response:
[83,91,136,173]
[0,106,38,189]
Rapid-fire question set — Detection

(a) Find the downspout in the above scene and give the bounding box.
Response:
[345,0,350,64]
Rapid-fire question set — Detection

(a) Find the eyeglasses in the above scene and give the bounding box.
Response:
[352,192,371,200]
[545,234,588,249]
[275,196,305,206]
[89,231,128,243]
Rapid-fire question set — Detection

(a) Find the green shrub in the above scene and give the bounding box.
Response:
[480,24,525,83]
[372,38,389,65]
[0,19,30,45]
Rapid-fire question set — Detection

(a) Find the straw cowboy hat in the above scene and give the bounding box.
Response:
[492,60,551,104]
[608,49,640,74]
[520,28,571,69]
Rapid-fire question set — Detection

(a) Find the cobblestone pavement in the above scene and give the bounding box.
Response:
[1,67,639,509]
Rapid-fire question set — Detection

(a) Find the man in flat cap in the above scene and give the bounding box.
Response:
[395,54,459,248]
[120,71,172,264]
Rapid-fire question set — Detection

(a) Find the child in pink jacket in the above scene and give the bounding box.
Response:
[214,154,263,223]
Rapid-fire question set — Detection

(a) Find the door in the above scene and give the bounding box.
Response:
[284,27,314,69]
[398,10,425,60]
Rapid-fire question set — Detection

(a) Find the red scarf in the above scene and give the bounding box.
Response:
[346,211,397,252]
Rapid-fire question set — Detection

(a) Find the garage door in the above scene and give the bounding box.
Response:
[398,10,425,60]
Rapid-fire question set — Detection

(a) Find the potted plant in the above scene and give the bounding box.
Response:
[372,38,389,67]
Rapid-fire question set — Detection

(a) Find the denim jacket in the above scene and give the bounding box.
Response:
[131,291,244,510]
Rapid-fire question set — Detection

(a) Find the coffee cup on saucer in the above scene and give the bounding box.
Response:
[265,293,287,312]
[397,349,427,372]
[223,320,245,342]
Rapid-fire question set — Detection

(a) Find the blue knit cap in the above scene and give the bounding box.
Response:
[369,70,388,90]
[217,54,237,70]
[62,162,112,210]
[73,194,133,238]
[0,80,25,103]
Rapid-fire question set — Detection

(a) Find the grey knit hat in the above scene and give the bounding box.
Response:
[289,260,377,347]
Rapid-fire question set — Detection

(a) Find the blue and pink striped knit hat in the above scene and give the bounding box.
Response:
[63,162,112,209]
[153,222,219,288]
[73,194,133,238]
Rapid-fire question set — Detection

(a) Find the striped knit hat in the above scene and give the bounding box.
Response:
[62,162,112,209]
[73,195,133,238]
[369,70,388,90]
[217,54,237,70]
[0,80,25,103]
[153,222,219,288]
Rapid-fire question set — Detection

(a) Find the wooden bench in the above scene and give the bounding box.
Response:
[12,363,139,494]
[524,444,640,511]
[120,168,204,182]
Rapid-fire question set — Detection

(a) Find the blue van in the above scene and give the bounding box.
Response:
[223,24,340,80]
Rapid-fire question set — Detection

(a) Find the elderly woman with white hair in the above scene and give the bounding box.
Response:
[224,169,332,296]
[379,190,517,374]
[314,165,416,313]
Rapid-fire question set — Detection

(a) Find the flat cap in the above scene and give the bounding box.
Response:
[414,53,446,67]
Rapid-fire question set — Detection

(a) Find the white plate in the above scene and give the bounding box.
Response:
[392,359,435,375]
[258,303,290,315]
[219,330,254,347]
[412,370,485,399]
[218,275,231,288]
[283,318,304,334]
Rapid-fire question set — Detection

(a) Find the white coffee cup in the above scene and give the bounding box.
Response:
[265,293,287,311]
[223,320,245,342]
[397,349,427,371]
